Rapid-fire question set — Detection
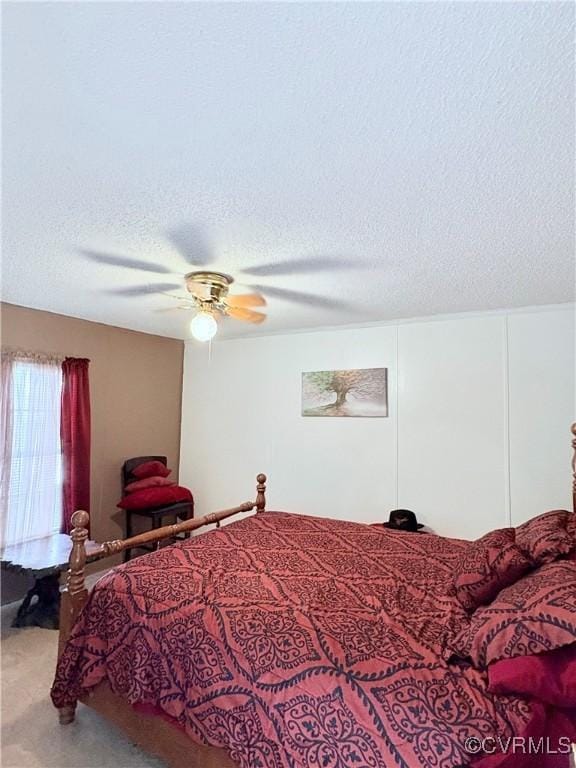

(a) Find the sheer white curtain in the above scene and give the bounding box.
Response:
[0,356,14,546]
[1,355,63,547]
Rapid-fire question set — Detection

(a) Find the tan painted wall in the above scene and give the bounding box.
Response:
[1,303,184,546]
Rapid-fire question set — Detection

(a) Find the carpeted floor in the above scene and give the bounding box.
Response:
[1,601,164,768]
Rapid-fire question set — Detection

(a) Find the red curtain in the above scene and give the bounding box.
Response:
[61,358,91,534]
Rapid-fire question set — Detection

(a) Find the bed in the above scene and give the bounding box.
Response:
[51,433,576,768]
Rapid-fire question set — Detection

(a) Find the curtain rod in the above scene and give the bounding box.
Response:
[0,347,67,365]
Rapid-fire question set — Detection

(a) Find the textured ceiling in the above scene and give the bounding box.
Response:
[2,2,574,340]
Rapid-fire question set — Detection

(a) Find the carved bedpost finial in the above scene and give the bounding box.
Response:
[71,509,89,530]
[571,423,576,513]
[256,473,267,513]
[68,510,89,597]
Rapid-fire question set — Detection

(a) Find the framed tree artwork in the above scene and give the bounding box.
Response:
[301,368,388,417]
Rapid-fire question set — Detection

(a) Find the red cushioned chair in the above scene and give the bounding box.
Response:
[121,456,194,562]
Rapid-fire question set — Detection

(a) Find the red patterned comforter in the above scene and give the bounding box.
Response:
[51,511,554,768]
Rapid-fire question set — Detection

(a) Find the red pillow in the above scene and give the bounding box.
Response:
[454,528,532,612]
[448,560,576,668]
[567,512,576,539]
[515,510,574,566]
[124,476,175,493]
[488,644,576,707]
[132,460,172,480]
[118,485,192,510]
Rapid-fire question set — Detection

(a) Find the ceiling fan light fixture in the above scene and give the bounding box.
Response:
[190,310,217,342]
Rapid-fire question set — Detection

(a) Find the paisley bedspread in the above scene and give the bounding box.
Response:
[52,511,547,768]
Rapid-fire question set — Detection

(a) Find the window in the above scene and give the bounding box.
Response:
[3,359,63,546]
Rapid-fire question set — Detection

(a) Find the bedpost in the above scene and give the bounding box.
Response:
[572,423,576,514]
[256,473,267,513]
[57,509,90,725]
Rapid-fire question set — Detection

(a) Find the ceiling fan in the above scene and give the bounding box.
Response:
[81,224,359,341]
[172,270,267,341]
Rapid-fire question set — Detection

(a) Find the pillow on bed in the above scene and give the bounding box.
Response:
[132,460,172,480]
[488,644,576,707]
[118,485,192,510]
[448,559,576,669]
[453,528,532,612]
[515,510,574,566]
[124,476,175,493]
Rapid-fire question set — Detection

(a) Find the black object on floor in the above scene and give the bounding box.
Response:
[12,574,61,629]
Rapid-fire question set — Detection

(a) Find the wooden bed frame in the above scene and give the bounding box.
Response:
[56,473,267,767]
[55,426,576,767]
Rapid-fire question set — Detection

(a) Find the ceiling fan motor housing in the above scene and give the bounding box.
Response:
[182,270,266,324]
[184,271,234,303]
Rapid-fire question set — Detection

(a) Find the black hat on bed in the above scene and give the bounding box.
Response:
[382,509,424,532]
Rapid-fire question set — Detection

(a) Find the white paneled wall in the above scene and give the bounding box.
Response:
[397,316,508,538]
[508,310,575,524]
[180,305,574,540]
[181,327,398,521]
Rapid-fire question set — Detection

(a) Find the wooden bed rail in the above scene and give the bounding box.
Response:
[57,473,267,724]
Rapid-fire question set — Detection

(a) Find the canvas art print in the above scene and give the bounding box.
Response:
[302,368,388,417]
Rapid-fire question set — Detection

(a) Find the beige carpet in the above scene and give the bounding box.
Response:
[1,601,164,768]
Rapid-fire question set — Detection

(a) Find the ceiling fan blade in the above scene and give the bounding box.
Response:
[107,282,182,297]
[225,293,267,309]
[249,284,351,310]
[226,306,266,324]
[242,256,359,277]
[166,224,215,267]
[154,293,195,310]
[152,305,193,313]
[81,249,173,274]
